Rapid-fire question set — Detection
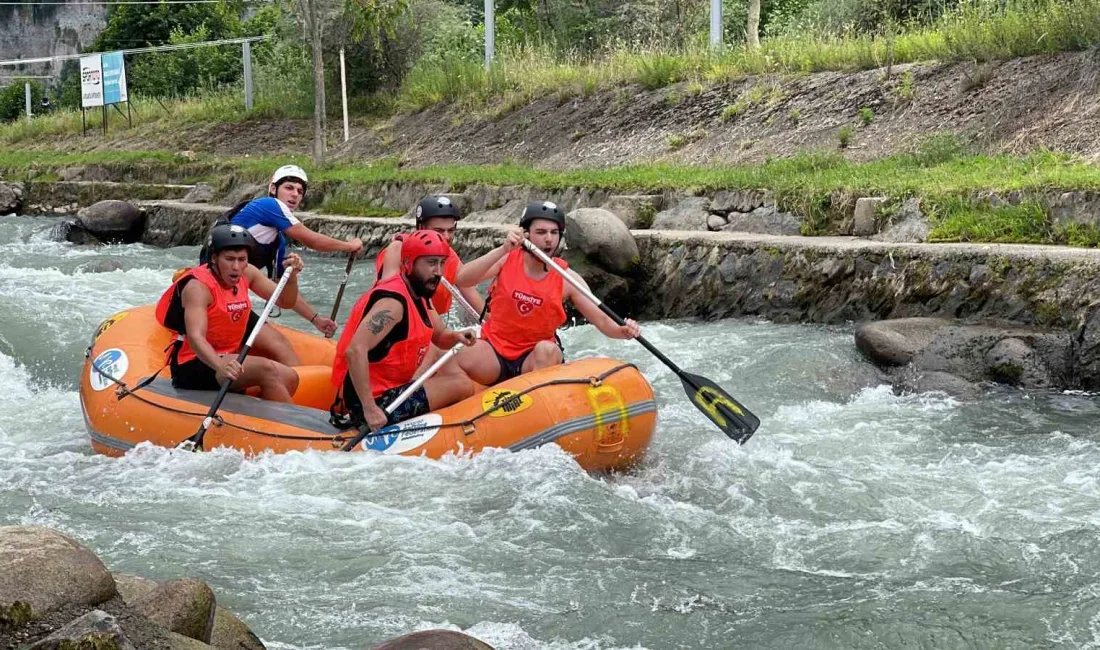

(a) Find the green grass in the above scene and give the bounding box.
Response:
[927,198,1052,243]
[0,84,312,146]
[397,0,1100,111]
[7,142,1100,246]
[4,143,1100,196]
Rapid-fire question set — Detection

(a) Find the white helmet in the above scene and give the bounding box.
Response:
[270,164,308,188]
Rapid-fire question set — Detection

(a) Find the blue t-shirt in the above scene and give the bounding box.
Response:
[230,197,300,276]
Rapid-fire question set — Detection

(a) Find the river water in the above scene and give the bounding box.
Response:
[2,215,1100,649]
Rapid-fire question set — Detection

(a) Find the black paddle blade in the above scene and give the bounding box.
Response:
[679,372,760,444]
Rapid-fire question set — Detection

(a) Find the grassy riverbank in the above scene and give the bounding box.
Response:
[4,143,1100,245]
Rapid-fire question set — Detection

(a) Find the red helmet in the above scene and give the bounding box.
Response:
[401,230,450,273]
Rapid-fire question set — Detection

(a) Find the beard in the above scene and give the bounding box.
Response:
[409,274,439,298]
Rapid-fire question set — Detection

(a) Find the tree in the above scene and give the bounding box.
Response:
[746,0,761,47]
[287,0,407,162]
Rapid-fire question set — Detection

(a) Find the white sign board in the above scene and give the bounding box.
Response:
[80,54,103,108]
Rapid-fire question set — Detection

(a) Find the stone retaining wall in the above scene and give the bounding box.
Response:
[635,230,1100,330]
[22,181,193,215]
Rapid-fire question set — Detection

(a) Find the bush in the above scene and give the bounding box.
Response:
[0,80,44,123]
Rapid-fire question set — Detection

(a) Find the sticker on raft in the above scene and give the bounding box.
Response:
[93,311,128,342]
[481,389,533,417]
[90,348,129,391]
[362,413,443,454]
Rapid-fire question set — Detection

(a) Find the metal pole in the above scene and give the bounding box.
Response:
[484,0,495,69]
[242,41,253,111]
[339,47,349,143]
[709,0,722,47]
[24,81,31,123]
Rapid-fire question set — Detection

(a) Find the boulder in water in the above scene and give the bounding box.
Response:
[367,629,495,650]
[856,317,1072,393]
[893,369,981,400]
[565,207,639,275]
[0,526,117,624]
[52,219,105,246]
[77,259,124,273]
[855,318,949,367]
[76,200,146,244]
[0,181,24,215]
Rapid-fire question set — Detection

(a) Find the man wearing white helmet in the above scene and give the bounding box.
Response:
[226,164,364,338]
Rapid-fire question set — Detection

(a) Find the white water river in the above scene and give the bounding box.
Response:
[2,216,1099,649]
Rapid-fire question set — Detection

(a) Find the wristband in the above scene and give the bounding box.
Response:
[310,313,319,323]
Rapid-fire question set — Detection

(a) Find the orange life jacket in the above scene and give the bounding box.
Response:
[155,265,251,365]
[481,248,567,360]
[331,274,434,398]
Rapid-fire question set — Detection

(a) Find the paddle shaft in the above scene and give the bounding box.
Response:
[326,253,356,338]
[181,269,294,451]
[440,277,482,323]
[340,334,475,451]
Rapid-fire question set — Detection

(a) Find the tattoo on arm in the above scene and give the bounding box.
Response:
[367,309,396,335]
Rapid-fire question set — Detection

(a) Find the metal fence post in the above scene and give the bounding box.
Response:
[25,81,31,123]
[242,41,253,111]
[710,0,722,47]
[340,47,349,142]
[484,0,495,69]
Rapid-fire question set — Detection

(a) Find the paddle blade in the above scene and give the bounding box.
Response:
[679,372,760,444]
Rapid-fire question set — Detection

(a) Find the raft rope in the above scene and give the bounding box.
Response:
[86,345,638,444]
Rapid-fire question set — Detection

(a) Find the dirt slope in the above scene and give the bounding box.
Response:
[20,49,1100,168]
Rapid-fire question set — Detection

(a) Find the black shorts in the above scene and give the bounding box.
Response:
[171,357,224,391]
[491,336,565,382]
[170,313,256,391]
[340,376,431,426]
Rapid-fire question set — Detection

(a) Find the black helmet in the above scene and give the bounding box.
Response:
[519,201,565,232]
[206,223,256,256]
[415,195,462,224]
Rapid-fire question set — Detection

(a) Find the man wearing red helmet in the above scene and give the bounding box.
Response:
[454,201,641,386]
[331,230,478,430]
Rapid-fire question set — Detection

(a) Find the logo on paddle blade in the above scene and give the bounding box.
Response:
[692,386,744,428]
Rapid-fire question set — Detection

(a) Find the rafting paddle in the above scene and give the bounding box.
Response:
[326,252,356,338]
[440,277,483,324]
[340,329,478,451]
[521,238,760,444]
[178,268,294,452]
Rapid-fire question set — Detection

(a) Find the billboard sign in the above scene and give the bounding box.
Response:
[101,51,127,105]
[80,54,103,108]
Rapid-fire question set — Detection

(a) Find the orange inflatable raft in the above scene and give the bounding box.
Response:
[79,306,657,471]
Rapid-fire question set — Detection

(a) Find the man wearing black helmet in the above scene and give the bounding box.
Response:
[156,224,303,401]
[375,195,485,318]
[453,201,641,385]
